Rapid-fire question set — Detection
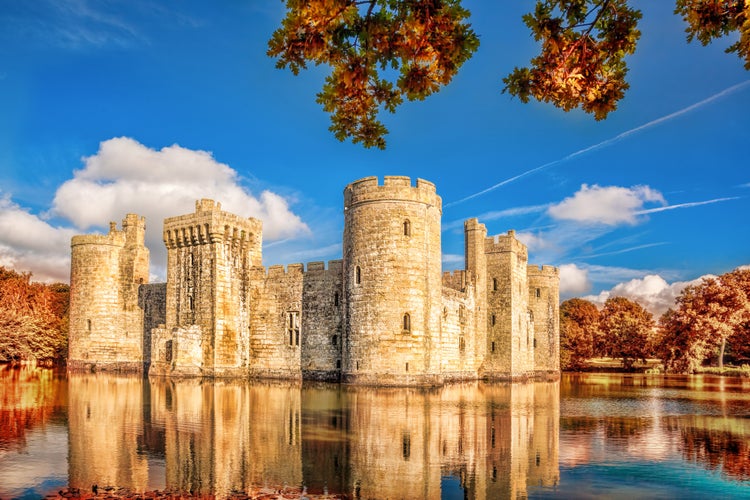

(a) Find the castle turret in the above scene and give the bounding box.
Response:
[68,214,149,372]
[342,176,443,385]
[528,265,560,375]
[483,230,533,379]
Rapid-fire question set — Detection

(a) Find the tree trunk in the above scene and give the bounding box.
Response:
[719,337,726,370]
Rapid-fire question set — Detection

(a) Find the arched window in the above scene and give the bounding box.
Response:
[403,219,411,236]
[355,266,361,285]
[536,288,541,298]
[403,313,411,332]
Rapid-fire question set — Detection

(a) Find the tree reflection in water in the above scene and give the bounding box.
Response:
[3,371,750,498]
[0,364,65,451]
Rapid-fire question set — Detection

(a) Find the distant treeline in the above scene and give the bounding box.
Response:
[561,268,750,373]
[0,266,69,365]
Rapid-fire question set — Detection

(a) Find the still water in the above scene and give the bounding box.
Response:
[1,367,749,499]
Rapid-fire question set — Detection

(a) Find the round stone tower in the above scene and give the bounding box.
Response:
[68,214,149,372]
[342,176,443,385]
[527,265,560,376]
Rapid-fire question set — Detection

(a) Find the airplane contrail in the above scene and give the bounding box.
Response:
[445,79,750,208]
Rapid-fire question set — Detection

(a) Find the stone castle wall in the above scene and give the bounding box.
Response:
[300,261,344,380]
[528,265,561,374]
[69,175,560,384]
[246,264,304,379]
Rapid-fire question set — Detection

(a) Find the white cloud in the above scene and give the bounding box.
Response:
[583,274,713,317]
[548,184,665,225]
[1,137,310,282]
[49,137,309,277]
[0,195,75,282]
[559,263,591,296]
[516,231,555,254]
[442,253,464,266]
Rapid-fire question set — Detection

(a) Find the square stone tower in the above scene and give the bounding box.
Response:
[157,199,262,376]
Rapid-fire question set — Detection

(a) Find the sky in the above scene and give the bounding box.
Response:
[0,1,748,317]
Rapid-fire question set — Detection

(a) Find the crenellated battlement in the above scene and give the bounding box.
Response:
[71,214,144,248]
[484,230,528,259]
[528,264,559,277]
[163,199,262,250]
[251,260,345,280]
[442,270,466,292]
[343,175,441,212]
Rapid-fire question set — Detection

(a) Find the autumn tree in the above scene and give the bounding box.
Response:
[658,269,750,373]
[598,296,655,370]
[0,267,69,365]
[503,0,641,120]
[270,1,749,147]
[268,0,479,149]
[560,298,600,370]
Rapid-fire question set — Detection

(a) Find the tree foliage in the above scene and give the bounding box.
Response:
[503,0,641,120]
[0,267,69,364]
[269,1,749,147]
[268,0,479,149]
[658,268,750,373]
[675,0,750,70]
[598,296,654,370]
[560,298,600,370]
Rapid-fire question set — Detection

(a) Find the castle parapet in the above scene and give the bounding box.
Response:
[162,199,262,253]
[484,230,528,259]
[343,176,441,212]
[528,264,559,277]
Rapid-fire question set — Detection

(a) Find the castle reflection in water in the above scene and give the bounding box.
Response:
[66,375,559,498]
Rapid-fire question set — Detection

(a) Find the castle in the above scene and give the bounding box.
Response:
[68,176,560,385]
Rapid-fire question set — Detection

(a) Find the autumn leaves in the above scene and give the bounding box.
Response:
[268,1,749,148]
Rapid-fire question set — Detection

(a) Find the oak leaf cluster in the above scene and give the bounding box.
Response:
[269,0,749,147]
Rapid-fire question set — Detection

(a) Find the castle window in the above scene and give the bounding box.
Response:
[403,433,411,460]
[492,278,498,291]
[491,314,496,326]
[403,219,411,236]
[459,336,465,352]
[536,288,541,298]
[87,319,92,333]
[334,291,339,306]
[165,340,173,362]
[355,266,361,285]
[287,311,300,347]
[534,338,537,348]
[336,359,341,370]
[459,305,466,324]
[491,341,495,353]
[332,335,338,346]
[403,313,411,332]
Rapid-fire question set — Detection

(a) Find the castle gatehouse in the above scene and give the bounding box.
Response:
[68,176,559,385]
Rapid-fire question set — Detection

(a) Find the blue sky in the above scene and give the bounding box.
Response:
[0,1,748,315]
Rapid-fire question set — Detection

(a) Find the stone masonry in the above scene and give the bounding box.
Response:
[68,176,560,385]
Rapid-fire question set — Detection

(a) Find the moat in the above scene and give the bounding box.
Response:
[1,367,749,499]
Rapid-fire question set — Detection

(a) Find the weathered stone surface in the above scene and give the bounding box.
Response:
[68,176,560,385]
